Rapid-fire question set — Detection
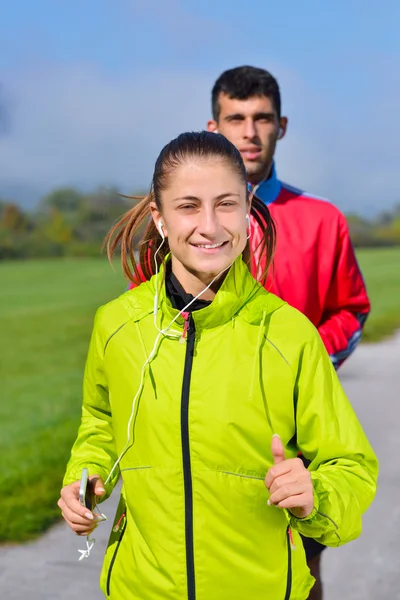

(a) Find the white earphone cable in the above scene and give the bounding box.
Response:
[81,216,245,560]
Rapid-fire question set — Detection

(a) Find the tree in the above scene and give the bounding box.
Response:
[0,202,31,233]
[39,188,83,213]
[42,208,72,245]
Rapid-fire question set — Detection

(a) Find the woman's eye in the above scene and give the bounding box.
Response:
[219,202,236,208]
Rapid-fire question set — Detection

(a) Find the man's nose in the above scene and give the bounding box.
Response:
[243,118,257,140]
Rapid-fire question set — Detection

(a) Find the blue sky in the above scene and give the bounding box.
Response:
[1,0,399,214]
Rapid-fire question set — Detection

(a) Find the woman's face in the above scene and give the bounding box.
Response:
[151,158,248,289]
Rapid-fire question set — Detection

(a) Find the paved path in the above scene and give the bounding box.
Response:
[1,333,399,599]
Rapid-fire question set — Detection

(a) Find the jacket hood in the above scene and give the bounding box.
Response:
[121,255,286,332]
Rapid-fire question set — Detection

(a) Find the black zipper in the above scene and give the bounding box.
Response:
[106,517,127,597]
[181,313,196,600]
[284,526,293,600]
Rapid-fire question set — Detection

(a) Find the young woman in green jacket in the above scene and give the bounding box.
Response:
[58,131,378,600]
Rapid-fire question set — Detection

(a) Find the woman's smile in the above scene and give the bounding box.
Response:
[189,240,229,254]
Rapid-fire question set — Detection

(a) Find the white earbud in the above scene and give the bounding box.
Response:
[246,213,251,240]
[278,127,284,139]
[214,128,219,134]
[157,220,165,239]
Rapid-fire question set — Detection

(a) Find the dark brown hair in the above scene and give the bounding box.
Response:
[105,131,275,285]
[212,66,281,121]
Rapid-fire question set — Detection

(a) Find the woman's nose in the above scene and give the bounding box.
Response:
[197,210,219,237]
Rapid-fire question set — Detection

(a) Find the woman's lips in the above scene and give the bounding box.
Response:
[190,241,228,255]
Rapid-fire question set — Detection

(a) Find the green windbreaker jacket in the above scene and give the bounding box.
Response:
[64,257,378,600]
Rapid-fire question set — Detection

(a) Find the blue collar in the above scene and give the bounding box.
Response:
[248,163,281,205]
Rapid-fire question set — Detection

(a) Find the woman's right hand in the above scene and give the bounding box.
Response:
[58,475,106,536]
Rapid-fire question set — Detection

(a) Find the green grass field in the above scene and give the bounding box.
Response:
[0,248,399,542]
[0,258,124,542]
[356,248,400,341]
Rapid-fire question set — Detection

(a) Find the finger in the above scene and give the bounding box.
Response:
[271,434,285,465]
[90,476,106,497]
[276,493,311,510]
[62,515,97,536]
[61,503,96,525]
[61,488,96,521]
[269,482,310,506]
[269,472,300,496]
[265,457,306,489]
[268,464,311,495]
[265,460,293,489]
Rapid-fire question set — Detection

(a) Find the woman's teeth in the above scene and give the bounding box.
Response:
[194,242,225,249]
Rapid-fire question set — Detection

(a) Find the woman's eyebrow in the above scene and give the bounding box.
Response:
[172,193,240,202]
[215,193,240,200]
[172,195,200,202]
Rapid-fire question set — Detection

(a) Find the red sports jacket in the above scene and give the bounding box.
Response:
[129,166,370,368]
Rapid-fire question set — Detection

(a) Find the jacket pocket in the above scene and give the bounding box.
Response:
[284,526,293,600]
[106,514,127,597]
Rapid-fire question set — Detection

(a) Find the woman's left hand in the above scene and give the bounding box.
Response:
[265,434,314,519]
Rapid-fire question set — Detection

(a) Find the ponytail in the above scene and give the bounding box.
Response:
[105,190,168,283]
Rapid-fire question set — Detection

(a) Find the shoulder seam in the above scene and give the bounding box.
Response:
[104,319,131,354]
[281,181,334,204]
[280,181,305,196]
[264,336,294,375]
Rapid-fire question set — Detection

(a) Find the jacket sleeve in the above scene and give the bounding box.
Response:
[318,214,370,369]
[62,308,120,500]
[287,327,378,546]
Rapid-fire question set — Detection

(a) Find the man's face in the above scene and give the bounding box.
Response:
[207,93,287,184]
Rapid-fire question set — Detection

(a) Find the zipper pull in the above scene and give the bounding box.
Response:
[113,513,126,533]
[179,311,190,344]
[288,526,296,550]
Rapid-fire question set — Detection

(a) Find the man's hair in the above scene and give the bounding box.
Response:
[211,66,281,121]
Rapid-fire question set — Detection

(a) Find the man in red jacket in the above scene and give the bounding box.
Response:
[206,66,370,599]
[130,66,370,599]
[207,66,370,373]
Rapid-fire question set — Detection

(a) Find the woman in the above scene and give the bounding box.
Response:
[58,131,378,600]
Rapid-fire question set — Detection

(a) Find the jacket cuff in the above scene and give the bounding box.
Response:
[286,487,340,545]
[283,486,320,525]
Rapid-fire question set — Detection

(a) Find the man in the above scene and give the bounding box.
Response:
[130,66,370,599]
[206,66,370,599]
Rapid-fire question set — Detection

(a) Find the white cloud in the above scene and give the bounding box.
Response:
[0,64,210,197]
